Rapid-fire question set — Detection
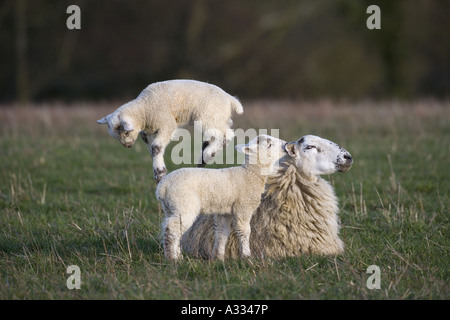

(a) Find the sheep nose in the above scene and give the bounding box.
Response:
[344,153,353,163]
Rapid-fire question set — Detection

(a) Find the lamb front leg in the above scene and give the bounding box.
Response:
[141,130,172,184]
[234,210,253,258]
[152,145,167,184]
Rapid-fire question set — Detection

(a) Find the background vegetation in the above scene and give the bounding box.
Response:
[1,0,449,103]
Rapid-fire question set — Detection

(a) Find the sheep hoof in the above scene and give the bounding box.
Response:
[197,162,206,168]
[211,252,225,261]
[165,253,182,261]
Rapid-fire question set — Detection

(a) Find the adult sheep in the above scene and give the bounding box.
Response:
[97,79,243,183]
[181,135,353,259]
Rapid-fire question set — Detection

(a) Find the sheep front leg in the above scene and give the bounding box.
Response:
[151,142,168,184]
[212,214,232,260]
[142,127,175,184]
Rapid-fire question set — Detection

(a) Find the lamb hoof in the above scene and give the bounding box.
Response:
[165,255,180,262]
[241,253,252,261]
[165,252,182,261]
[211,251,225,261]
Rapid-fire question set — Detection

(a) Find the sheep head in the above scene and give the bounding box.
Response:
[236,134,287,174]
[97,112,139,148]
[284,135,353,179]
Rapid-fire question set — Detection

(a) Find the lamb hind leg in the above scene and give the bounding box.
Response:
[198,141,210,167]
[198,128,235,167]
[163,208,200,261]
[163,216,182,261]
[212,214,232,260]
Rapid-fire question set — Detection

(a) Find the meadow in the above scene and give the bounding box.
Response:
[0,100,448,299]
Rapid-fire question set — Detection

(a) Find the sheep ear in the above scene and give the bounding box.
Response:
[236,143,257,155]
[235,144,247,154]
[285,142,297,158]
[235,144,253,154]
[97,116,109,125]
[121,119,134,132]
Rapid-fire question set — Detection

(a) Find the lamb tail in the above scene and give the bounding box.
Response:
[230,96,244,115]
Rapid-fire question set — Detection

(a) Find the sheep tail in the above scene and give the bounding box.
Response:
[230,96,244,115]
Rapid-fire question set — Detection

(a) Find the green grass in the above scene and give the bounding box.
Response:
[0,100,448,299]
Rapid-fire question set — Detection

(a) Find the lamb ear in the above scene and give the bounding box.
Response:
[97,116,109,125]
[236,143,258,154]
[285,142,297,158]
[121,119,134,132]
[235,144,248,154]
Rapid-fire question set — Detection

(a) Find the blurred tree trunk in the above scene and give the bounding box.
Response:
[379,1,403,97]
[15,0,28,105]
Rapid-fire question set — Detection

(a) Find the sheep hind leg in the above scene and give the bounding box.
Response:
[198,138,223,167]
[198,128,234,167]
[198,141,210,167]
[212,214,232,260]
[163,208,200,261]
[162,216,183,261]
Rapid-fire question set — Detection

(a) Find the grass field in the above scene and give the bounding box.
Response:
[0,100,448,299]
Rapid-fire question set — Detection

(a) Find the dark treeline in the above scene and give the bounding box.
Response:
[1,0,449,103]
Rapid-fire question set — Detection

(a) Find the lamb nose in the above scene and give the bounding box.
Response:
[344,153,353,162]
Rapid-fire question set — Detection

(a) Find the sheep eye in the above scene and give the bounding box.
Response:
[305,145,316,150]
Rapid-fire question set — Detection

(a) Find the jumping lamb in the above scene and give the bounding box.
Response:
[181,135,353,259]
[156,135,287,261]
[97,79,243,183]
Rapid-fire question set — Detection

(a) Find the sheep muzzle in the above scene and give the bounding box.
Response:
[336,151,353,172]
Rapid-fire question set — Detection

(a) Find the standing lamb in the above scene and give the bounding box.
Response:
[156,135,287,261]
[181,135,353,259]
[97,79,243,183]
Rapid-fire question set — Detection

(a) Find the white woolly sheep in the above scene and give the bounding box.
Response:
[181,135,353,259]
[97,79,243,183]
[156,134,287,261]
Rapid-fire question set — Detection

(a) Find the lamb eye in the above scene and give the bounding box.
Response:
[305,145,316,150]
